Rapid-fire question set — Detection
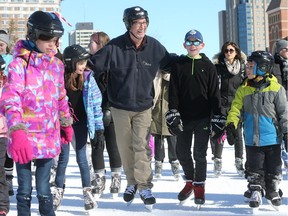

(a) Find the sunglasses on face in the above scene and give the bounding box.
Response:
[185,40,201,46]
[225,49,235,54]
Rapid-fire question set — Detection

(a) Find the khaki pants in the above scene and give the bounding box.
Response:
[110,107,153,190]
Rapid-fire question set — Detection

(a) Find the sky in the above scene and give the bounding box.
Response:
[60,0,226,60]
[8,143,288,215]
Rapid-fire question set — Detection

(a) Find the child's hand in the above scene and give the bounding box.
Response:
[225,123,237,146]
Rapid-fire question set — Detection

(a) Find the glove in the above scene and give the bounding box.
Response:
[284,133,287,152]
[91,130,105,149]
[60,125,73,144]
[211,115,226,139]
[102,109,112,127]
[225,123,237,146]
[165,109,183,136]
[10,130,33,164]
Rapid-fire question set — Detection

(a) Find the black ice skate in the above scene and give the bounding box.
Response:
[248,185,262,209]
[123,184,137,206]
[265,191,282,211]
[139,188,156,211]
[110,173,121,199]
[193,182,205,210]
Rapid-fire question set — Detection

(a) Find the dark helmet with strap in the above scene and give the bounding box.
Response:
[123,6,149,30]
[27,11,64,42]
[63,44,90,72]
[247,51,274,76]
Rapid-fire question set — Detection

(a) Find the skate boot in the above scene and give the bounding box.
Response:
[248,185,263,208]
[178,180,194,202]
[139,188,156,211]
[171,160,180,180]
[52,187,64,211]
[110,173,121,198]
[49,165,57,187]
[155,160,162,179]
[193,181,205,209]
[6,175,14,196]
[90,165,95,186]
[83,187,96,211]
[265,191,282,211]
[213,158,222,177]
[123,184,137,205]
[235,157,245,177]
[91,174,106,198]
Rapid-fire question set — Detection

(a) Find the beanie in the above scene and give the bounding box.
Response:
[276,39,287,53]
[0,33,10,46]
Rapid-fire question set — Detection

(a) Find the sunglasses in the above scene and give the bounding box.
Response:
[225,49,235,54]
[185,40,201,46]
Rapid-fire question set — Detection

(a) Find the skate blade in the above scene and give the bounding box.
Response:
[266,200,279,211]
[112,193,118,199]
[251,207,259,214]
[214,171,221,177]
[179,193,194,205]
[196,204,202,210]
[126,199,134,206]
[144,204,153,212]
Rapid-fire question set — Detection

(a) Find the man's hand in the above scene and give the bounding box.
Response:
[225,123,238,146]
[165,109,183,136]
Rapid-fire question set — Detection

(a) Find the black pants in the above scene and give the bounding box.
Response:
[176,118,210,182]
[154,135,177,163]
[91,122,122,171]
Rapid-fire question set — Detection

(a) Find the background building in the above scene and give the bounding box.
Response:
[0,0,62,49]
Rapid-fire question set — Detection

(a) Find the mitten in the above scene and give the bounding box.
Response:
[10,130,33,164]
[284,133,287,152]
[91,130,105,149]
[60,125,73,144]
[102,109,112,127]
[211,115,226,139]
[165,109,183,136]
[225,123,237,146]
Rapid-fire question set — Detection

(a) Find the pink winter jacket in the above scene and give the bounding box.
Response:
[0,40,72,159]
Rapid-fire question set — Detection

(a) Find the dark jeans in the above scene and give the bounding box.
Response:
[54,143,69,189]
[0,137,9,213]
[176,118,210,182]
[16,158,55,216]
[154,135,177,163]
[91,121,122,172]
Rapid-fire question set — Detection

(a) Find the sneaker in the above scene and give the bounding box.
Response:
[249,185,263,208]
[171,160,180,180]
[193,181,205,205]
[178,181,194,201]
[155,160,162,178]
[83,187,95,210]
[213,158,222,177]
[139,188,156,205]
[235,158,245,177]
[91,174,106,196]
[6,175,14,196]
[110,173,121,194]
[0,210,7,216]
[52,187,64,211]
[123,185,137,203]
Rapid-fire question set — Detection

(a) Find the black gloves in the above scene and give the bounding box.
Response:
[102,109,112,127]
[211,115,226,139]
[165,109,183,136]
[91,130,105,150]
[284,133,287,152]
[225,123,237,146]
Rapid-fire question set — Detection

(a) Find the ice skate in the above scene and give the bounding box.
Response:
[139,188,156,211]
[178,180,194,204]
[6,175,14,196]
[155,160,162,179]
[49,165,57,187]
[110,173,121,199]
[248,185,262,209]
[171,160,180,180]
[193,181,205,210]
[91,174,106,199]
[52,187,64,211]
[265,191,282,211]
[235,157,245,177]
[123,184,137,206]
[83,187,97,212]
[213,158,222,177]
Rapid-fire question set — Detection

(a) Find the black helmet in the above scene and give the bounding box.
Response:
[27,11,64,42]
[0,55,5,71]
[123,6,149,30]
[247,51,274,76]
[63,44,90,72]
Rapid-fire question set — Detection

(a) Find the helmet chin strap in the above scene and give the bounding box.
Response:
[129,31,140,40]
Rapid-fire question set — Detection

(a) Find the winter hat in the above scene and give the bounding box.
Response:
[276,39,287,53]
[184,29,203,42]
[0,33,10,46]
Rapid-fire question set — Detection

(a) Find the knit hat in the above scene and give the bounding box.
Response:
[0,33,10,46]
[275,39,287,53]
[184,29,203,42]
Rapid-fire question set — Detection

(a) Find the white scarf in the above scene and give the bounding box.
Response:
[224,58,241,75]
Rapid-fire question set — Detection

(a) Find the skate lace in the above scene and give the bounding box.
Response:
[95,176,105,189]
[139,189,153,199]
[53,188,63,206]
[124,185,136,195]
[250,190,262,205]
[111,175,121,189]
